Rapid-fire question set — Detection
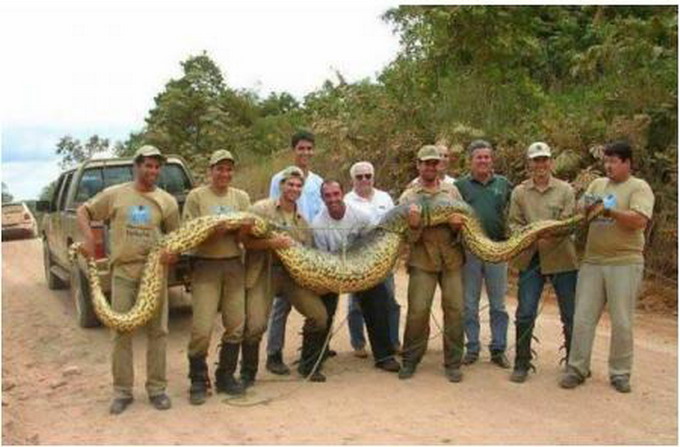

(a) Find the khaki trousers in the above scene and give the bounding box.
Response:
[188,258,246,357]
[243,264,327,343]
[403,267,464,368]
[568,262,644,378]
[111,269,168,399]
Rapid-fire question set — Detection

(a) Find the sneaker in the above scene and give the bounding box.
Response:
[490,352,511,369]
[375,358,401,373]
[353,347,369,359]
[266,352,291,375]
[462,351,479,365]
[610,375,631,393]
[559,369,585,389]
[109,397,133,415]
[149,393,172,411]
[445,367,463,383]
[398,363,416,380]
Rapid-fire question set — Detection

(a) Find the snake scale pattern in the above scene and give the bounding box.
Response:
[69,198,603,332]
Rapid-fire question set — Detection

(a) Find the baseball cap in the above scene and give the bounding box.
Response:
[209,149,235,166]
[133,145,166,162]
[527,142,552,159]
[417,145,442,161]
[279,166,305,185]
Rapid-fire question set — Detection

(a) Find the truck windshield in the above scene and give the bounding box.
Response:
[73,163,191,205]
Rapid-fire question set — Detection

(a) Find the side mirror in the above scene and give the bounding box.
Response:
[36,200,52,212]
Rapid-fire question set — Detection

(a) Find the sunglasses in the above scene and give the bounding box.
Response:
[355,173,373,180]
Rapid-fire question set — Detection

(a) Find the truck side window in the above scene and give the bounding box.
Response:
[50,174,66,211]
[159,164,192,196]
[57,173,74,211]
[75,168,104,205]
[103,166,133,188]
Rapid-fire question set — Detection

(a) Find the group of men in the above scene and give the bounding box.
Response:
[75,130,654,415]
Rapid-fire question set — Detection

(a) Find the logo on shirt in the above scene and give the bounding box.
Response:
[128,205,151,225]
[212,205,235,215]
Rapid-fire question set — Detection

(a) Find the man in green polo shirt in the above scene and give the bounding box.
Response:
[455,139,512,368]
[508,142,578,383]
[182,149,251,404]
[560,141,654,393]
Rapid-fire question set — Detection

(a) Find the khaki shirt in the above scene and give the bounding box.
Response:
[583,176,654,265]
[398,180,464,272]
[84,182,180,280]
[182,185,251,259]
[244,198,312,288]
[509,176,578,274]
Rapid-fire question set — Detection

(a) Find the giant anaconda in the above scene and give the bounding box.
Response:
[70,197,603,332]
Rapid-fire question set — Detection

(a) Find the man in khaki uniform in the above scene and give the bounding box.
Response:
[182,150,251,404]
[241,166,329,383]
[560,141,654,393]
[76,145,180,415]
[398,145,466,383]
[508,142,578,383]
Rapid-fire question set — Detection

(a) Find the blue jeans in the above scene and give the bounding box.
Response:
[516,254,576,330]
[266,295,291,356]
[463,250,509,354]
[347,274,400,349]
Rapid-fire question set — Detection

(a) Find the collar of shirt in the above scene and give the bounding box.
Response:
[470,174,497,187]
[526,176,558,192]
[275,198,302,221]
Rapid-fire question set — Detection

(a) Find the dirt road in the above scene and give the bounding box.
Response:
[2,238,677,444]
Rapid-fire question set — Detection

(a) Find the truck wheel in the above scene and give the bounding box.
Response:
[70,266,101,328]
[43,240,66,290]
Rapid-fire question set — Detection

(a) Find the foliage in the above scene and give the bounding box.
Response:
[55,135,110,169]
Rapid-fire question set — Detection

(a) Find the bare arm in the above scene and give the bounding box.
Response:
[608,209,649,230]
[76,205,96,258]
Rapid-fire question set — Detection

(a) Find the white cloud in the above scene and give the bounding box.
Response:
[2,160,62,201]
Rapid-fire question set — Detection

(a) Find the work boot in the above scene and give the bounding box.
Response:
[511,321,535,383]
[149,393,172,410]
[445,366,463,383]
[610,375,632,393]
[398,362,417,380]
[239,341,260,389]
[215,343,245,395]
[490,351,511,369]
[462,351,479,365]
[559,366,586,389]
[109,397,133,415]
[297,330,327,382]
[375,357,401,373]
[188,355,210,405]
[266,351,291,375]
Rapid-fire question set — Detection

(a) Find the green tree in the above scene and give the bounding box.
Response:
[55,135,110,169]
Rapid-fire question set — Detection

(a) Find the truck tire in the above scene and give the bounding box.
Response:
[43,240,66,290]
[70,265,101,328]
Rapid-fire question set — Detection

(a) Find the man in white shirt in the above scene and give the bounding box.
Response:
[313,179,400,372]
[344,161,402,357]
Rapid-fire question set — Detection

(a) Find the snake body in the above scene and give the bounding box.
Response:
[69,198,602,332]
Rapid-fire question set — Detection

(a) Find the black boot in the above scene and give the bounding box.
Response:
[297,330,327,382]
[240,341,260,389]
[510,321,535,383]
[188,355,210,405]
[266,351,291,375]
[215,343,245,395]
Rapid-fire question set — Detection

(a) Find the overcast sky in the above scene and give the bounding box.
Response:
[1,0,401,200]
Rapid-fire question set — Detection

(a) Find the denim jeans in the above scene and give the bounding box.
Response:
[347,274,400,349]
[266,295,291,356]
[516,253,576,329]
[463,250,509,354]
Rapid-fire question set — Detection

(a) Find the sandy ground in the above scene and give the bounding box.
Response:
[2,238,677,445]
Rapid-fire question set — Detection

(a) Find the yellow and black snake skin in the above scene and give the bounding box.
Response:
[69,197,603,332]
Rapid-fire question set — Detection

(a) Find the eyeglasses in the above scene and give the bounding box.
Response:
[355,174,373,180]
